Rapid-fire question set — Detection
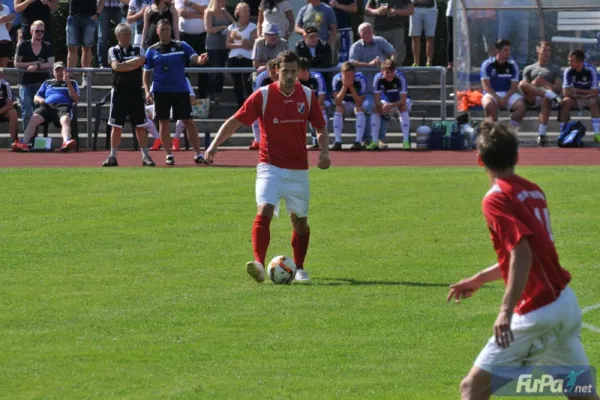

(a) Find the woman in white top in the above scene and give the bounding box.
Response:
[257,0,293,40]
[226,2,257,109]
[0,2,14,67]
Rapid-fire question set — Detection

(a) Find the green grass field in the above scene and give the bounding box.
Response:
[1,167,599,400]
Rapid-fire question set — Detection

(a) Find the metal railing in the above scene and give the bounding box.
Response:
[2,66,448,149]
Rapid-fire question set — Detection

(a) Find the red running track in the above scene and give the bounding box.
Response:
[0,148,599,168]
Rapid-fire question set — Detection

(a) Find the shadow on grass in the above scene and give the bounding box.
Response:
[310,278,450,287]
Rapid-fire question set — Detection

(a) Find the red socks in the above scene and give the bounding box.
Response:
[252,214,271,266]
[291,229,310,269]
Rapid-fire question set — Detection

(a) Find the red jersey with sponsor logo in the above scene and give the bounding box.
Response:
[233,82,326,170]
[482,175,571,315]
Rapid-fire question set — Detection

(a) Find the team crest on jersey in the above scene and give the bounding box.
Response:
[505,68,510,73]
[583,76,588,82]
[491,69,496,76]
[297,102,305,114]
[171,48,175,52]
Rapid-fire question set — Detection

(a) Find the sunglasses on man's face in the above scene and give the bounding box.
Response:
[34,30,45,34]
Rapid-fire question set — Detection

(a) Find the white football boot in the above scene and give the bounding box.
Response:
[295,268,310,282]
[246,261,265,283]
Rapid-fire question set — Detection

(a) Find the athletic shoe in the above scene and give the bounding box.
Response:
[537,135,548,147]
[366,141,379,151]
[308,142,320,150]
[595,133,600,143]
[249,140,259,150]
[350,141,363,151]
[378,141,388,150]
[171,138,181,151]
[11,141,29,152]
[403,141,411,150]
[102,156,118,167]
[142,156,155,166]
[295,268,310,282]
[194,154,205,164]
[60,139,77,152]
[165,154,175,165]
[150,139,162,151]
[245,261,265,283]
[330,142,342,151]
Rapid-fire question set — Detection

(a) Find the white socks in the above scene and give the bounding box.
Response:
[400,112,410,143]
[333,112,343,143]
[355,112,366,142]
[544,90,557,100]
[174,120,185,139]
[560,122,565,131]
[538,124,547,136]
[252,121,260,142]
[146,121,160,139]
[110,148,118,158]
[371,114,381,142]
[592,118,600,133]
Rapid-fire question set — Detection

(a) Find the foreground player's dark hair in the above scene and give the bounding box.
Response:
[476,121,518,171]
[276,51,300,67]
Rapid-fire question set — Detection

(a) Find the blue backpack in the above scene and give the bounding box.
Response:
[557,121,586,147]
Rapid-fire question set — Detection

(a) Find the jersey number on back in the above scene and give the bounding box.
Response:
[534,207,554,242]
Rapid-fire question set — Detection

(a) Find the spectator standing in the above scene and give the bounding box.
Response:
[175,0,208,97]
[14,20,53,131]
[364,0,413,65]
[226,2,256,108]
[294,0,336,51]
[142,0,179,48]
[257,0,293,40]
[15,0,56,44]
[204,0,234,104]
[98,0,125,67]
[66,0,103,85]
[409,0,438,67]
[252,22,286,74]
[4,0,21,46]
[325,0,356,65]
[127,0,152,46]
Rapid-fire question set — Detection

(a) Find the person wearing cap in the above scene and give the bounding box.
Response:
[14,20,54,133]
[251,22,286,74]
[294,25,331,70]
[12,62,80,152]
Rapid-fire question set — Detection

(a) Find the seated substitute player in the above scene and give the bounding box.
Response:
[331,61,369,151]
[559,50,600,142]
[147,77,196,152]
[297,57,327,150]
[370,59,411,151]
[447,121,598,400]
[12,62,80,153]
[249,58,279,150]
[204,51,331,283]
[480,39,526,128]
[0,70,18,146]
[518,41,563,147]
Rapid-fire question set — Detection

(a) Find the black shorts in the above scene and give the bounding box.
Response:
[34,103,72,126]
[109,88,147,128]
[153,91,192,121]
[0,40,12,58]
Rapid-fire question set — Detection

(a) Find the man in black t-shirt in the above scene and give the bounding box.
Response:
[0,71,18,145]
[15,0,57,43]
[14,20,55,132]
[102,23,154,167]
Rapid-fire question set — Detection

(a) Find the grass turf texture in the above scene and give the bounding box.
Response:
[1,167,599,400]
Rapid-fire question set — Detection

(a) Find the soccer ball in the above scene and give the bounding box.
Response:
[267,256,297,284]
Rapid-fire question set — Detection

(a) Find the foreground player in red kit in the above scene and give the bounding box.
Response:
[204,51,331,283]
[447,121,598,400]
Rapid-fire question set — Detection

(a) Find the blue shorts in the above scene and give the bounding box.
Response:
[66,15,97,47]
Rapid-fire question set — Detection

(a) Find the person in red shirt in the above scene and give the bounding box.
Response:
[204,50,331,283]
[447,121,597,400]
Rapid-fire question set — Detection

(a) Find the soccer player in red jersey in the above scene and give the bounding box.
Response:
[447,121,598,400]
[204,50,331,283]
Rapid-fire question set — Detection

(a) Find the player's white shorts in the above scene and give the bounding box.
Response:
[483,91,523,110]
[338,100,371,116]
[256,163,310,218]
[474,286,589,373]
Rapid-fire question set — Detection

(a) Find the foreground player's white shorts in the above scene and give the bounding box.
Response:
[256,163,309,218]
[483,91,523,111]
[474,286,589,373]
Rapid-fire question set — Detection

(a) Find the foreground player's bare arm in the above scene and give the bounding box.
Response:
[447,263,501,303]
[204,116,242,163]
[315,125,330,170]
[143,70,152,103]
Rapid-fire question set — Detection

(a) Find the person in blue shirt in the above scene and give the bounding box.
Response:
[331,61,368,151]
[12,62,80,153]
[559,49,600,142]
[480,39,526,129]
[371,59,411,150]
[143,18,208,166]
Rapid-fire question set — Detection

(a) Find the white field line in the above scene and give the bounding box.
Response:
[582,302,600,334]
